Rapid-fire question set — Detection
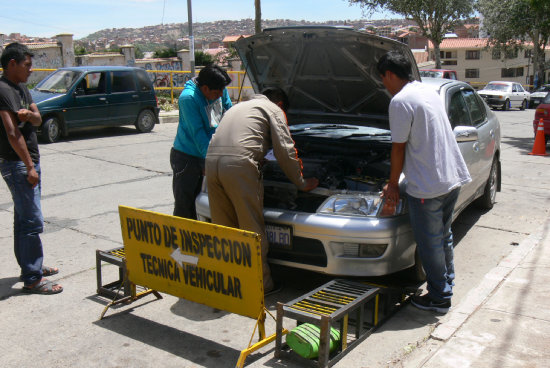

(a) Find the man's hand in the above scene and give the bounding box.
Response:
[301,177,319,192]
[17,108,33,123]
[27,166,39,188]
[381,182,399,216]
[17,105,41,126]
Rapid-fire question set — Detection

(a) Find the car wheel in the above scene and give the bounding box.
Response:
[475,158,499,210]
[41,116,61,143]
[406,247,426,282]
[135,109,156,133]
[520,99,527,110]
[502,99,510,111]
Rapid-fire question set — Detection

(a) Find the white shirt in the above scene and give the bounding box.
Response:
[389,81,471,198]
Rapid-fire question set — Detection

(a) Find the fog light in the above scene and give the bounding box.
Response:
[359,243,387,258]
[339,242,387,258]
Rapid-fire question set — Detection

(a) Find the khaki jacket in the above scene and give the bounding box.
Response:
[207,94,306,189]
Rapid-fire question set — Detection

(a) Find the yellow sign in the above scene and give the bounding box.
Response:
[119,206,264,319]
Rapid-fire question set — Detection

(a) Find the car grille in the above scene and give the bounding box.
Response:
[269,236,327,267]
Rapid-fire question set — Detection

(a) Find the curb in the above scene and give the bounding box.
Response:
[429,222,545,342]
[159,112,178,124]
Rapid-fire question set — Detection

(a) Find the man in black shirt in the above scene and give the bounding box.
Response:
[0,43,62,294]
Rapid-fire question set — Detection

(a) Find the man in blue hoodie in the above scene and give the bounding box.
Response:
[171,64,232,219]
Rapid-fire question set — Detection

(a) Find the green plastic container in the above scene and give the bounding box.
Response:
[286,323,341,359]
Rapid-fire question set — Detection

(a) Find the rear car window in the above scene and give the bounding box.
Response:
[111,71,136,93]
[136,69,153,92]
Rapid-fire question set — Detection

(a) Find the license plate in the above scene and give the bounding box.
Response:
[265,223,292,249]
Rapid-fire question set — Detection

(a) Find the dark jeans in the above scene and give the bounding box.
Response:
[407,188,460,302]
[0,159,44,285]
[170,148,204,219]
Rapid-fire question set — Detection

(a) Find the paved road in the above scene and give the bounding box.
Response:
[0,109,548,367]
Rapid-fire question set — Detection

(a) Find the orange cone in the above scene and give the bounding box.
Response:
[529,118,548,156]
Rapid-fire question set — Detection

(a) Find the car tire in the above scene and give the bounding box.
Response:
[520,99,527,110]
[41,116,61,143]
[475,158,499,210]
[135,109,156,133]
[502,99,510,111]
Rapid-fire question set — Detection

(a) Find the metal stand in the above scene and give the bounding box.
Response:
[275,279,414,367]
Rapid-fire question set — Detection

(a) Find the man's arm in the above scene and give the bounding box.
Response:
[381,142,406,215]
[17,103,41,126]
[0,110,39,187]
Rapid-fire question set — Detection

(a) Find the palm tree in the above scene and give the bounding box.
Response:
[255,0,261,34]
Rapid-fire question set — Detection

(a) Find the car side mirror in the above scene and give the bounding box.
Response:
[454,126,478,142]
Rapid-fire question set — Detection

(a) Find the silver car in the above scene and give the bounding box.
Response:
[196,27,501,280]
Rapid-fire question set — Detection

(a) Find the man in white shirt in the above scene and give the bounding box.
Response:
[377,51,471,313]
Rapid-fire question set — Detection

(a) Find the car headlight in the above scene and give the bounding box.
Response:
[317,193,405,217]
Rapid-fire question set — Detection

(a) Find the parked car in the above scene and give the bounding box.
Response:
[477,81,530,111]
[529,84,550,108]
[31,66,160,143]
[419,69,458,80]
[533,92,550,144]
[195,26,502,280]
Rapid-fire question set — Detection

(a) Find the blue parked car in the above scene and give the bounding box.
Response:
[31,66,160,143]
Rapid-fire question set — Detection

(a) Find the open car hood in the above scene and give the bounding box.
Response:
[235,26,420,125]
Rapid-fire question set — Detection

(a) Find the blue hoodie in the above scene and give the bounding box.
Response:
[173,78,232,158]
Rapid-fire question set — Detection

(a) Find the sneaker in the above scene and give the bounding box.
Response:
[411,294,451,313]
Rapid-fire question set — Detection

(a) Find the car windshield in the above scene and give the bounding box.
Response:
[534,85,550,92]
[420,70,443,78]
[542,92,550,104]
[484,83,510,92]
[35,70,82,93]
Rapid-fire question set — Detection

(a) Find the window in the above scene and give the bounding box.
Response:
[465,69,479,78]
[501,67,524,78]
[440,51,457,59]
[492,50,501,60]
[465,50,480,60]
[448,91,471,128]
[462,89,486,126]
[111,71,136,93]
[136,69,152,91]
[442,60,458,66]
[505,49,518,59]
[82,72,106,95]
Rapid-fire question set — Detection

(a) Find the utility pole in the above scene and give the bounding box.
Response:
[187,0,195,76]
[255,0,261,34]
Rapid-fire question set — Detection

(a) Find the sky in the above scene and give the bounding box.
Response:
[1,0,395,40]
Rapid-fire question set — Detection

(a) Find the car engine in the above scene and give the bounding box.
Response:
[262,149,391,213]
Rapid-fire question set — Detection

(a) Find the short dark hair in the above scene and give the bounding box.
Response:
[196,63,231,90]
[261,87,289,112]
[376,51,413,81]
[1,42,34,69]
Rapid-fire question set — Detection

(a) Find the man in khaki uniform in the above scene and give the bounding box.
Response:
[205,87,318,293]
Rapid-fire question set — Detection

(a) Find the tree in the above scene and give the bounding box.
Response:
[153,48,177,58]
[477,0,550,88]
[195,51,214,66]
[255,0,262,34]
[348,0,474,68]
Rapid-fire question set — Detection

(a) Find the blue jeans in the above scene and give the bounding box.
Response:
[0,160,44,285]
[407,188,460,302]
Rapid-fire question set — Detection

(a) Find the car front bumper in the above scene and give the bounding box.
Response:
[195,193,416,277]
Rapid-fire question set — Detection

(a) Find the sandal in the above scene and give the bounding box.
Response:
[22,279,63,295]
[19,266,59,281]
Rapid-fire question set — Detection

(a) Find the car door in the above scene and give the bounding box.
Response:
[446,87,478,207]
[108,70,140,125]
[462,88,495,194]
[64,71,111,128]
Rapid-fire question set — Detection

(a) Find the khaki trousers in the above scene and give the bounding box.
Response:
[205,156,274,291]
